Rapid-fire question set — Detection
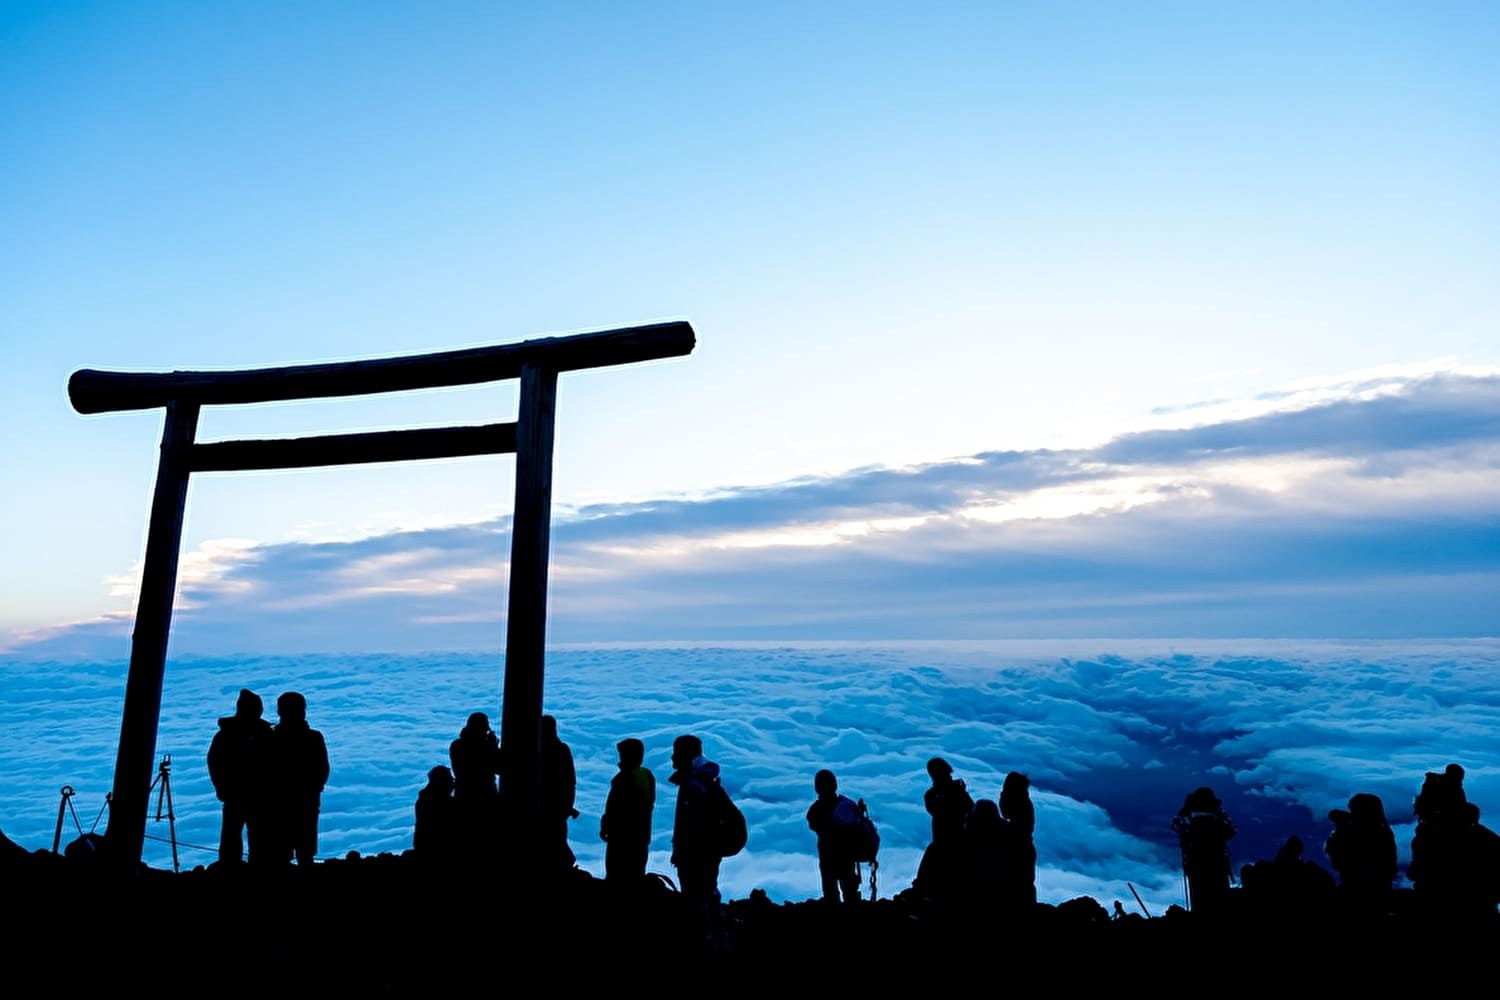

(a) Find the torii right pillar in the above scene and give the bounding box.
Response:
[499,361,558,873]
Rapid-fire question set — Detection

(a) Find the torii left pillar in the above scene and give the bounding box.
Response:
[107,400,199,870]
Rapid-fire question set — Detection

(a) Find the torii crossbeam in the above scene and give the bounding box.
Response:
[69,321,695,869]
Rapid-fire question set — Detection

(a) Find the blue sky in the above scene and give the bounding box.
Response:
[3,3,1497,649]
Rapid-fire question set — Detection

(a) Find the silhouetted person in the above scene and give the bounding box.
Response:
[449,712,501,859]
[915,757,974,903]
[1240,835,1335,905]
[924,757,974,843]
[962,798,1008,906]
[1172,786,1235,913]
[207,688,272,864]
[805,769,862,903]
[600,737,655,884]
[670,734,726,947]
[1409,764,1500,916]
[413,764,456,863]
[1414,763,1467,823]
[1325,792,1397,909]
[540,714,578,870]
[999,770,1038,908]
[269,691,329,865]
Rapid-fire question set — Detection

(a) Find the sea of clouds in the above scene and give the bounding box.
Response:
[2,640,1495,913]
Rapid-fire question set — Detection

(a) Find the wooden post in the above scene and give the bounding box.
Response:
[107,400,199,870]
[499,362,557,863]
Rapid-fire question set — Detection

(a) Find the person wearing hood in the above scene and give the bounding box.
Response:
[669,734,724,906]
[270,691,330,865]
[449,711,502,860]
[207,688,272,864]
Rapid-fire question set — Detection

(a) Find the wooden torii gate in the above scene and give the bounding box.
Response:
[68,321,695,869]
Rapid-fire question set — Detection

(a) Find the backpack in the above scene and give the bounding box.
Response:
[711,779,748,858]
[832,795,880,864]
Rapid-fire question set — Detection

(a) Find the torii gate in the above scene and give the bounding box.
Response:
[68,321,695,869]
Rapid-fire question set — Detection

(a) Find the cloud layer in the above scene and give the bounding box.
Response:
[11,367,1495,657]
[1,641,1494,910]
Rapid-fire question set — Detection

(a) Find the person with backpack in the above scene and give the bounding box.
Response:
[670,734,734,949]
[670,735,726,896]
[806,769,877,903]
[1172,786,1236,913]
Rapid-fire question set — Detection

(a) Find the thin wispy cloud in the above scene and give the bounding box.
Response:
[9,369,1497,657]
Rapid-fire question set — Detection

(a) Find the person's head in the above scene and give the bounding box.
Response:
[541,714,558,740]
[276,691,306,724]
[927,757,953,782]
[1001,771,1030,798]
[1182,786,1220,814]
[671,734,703,771]
[617,738,645,769]
[234,689,263,719]
[1348,792,1388,825]
[462,712,490,737]
[426,765,453,792]
[814,768,838,797]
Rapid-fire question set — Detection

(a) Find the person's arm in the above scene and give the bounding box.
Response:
[315,733,330,791]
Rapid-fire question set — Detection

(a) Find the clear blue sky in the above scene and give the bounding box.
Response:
[2,3,1496,647]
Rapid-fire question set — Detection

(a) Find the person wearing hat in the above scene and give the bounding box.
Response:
[207,688,273,864]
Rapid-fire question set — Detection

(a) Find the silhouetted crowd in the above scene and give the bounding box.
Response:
[206,696,1500,923]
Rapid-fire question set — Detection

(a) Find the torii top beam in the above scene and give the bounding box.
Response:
[69,320,695,413]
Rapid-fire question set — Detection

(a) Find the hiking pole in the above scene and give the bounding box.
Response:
[1128,881,1152,918]
[53,786,81,854]
[90,792,111,834]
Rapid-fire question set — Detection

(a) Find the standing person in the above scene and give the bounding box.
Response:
[916,757,974,902]
[1325,792,1397,908]
[600,737,655,884]
[207,688,272,864]
[539,714,578,869]
[670,733,729,943]
[924,757,973,844]
[449,712,501,860]
[999,770,1038,908]
[1172,786,1236,913]
[270,691,330,865]
[413,764,456,864]
[805,769,862,903]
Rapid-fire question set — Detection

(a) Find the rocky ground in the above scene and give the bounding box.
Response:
[4,832,1492,990]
